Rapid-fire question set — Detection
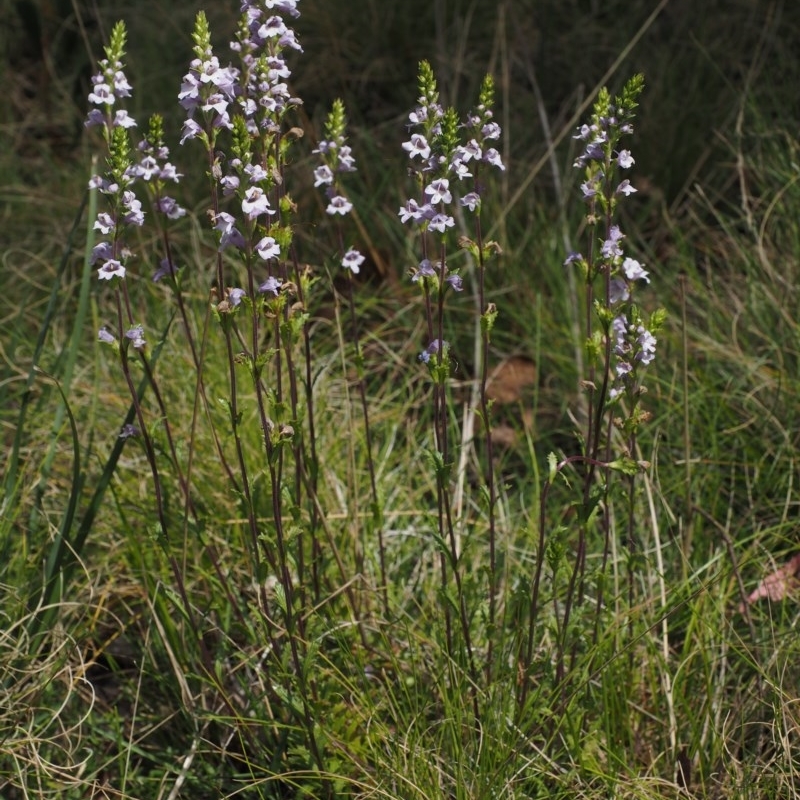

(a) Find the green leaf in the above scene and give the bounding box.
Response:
[547,451,559,482]
[607,457,640,476]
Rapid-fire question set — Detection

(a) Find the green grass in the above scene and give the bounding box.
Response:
[4,1,800,798]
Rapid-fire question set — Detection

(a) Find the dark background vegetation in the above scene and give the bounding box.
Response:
[4,0,798,204]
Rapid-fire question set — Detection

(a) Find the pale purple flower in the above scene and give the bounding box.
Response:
[612,316,628,349]
[420,338,448,364]
[88,82,114,105]
[616,179,637,196]
[399,199,425,224]
[617,150,635,169]
[481,121,501,140]
[84,109,105,128]
[197,56,221,85]
[211,66,240,99]
[313,164,334,186]
[601,225,625,259]
[483,148,505,170]
[229,288,246,307]
[341,247,365,274]
[637,326,657,365]
[214,212,246,251]
[581,178,599,199]
[158,161,183,183]
[244,163,268,183]
[573,141,605,168]
[113,110,137,129]
[122,191,144,226]
[242,186,273,219]
[98,326,116,344]
[425,178,452,205]
[98,259,125,280]
[265,55,290,81]
[446,273,463,292]
[402,133,431,160]
[111,69,132,97]
[91,242,113,265]
[119,423,139,439]
[240,98,258,119]
[326,195,353,216]
[255,236,280,260]
[460,192,481,212]
[428,213,454,233]
[411,258,437,282]
[133,155,159,181]
[157,197,186,220]
[263,0,299,18]
[125,324,146,349]
[153,258,176,282]
[622,257,649,283]
[280,29,303,53]
[202,93,232,127]
[460,139,482,161]
[178,74,201,111]
[313,140,333,155]
[450,159,472,180]
[94,213,115,235]
[258,275,282,296]
[408,106,428,125]
[337,145,356,172]
[180,119,203,145]
[88,175,115,192]
[258,15,288,40]
[220,175,240,196]
[609,279,629,305]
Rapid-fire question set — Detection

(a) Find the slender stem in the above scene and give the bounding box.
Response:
[291,242,323,603]
[344,270,388,615]
[472,213,498,685]
[521,454,611,714]
[680,274,693,556]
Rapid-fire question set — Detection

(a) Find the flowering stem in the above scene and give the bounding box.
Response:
[553,75,653,700]
[315,99,388,614]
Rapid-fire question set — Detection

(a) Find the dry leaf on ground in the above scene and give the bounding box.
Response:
[740,553,800,612]
[486,356,537,405]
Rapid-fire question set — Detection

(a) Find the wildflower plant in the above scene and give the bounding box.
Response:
[522,75,666,708]
[86,2,333,786]
[75,0,671,793]
[314,99,388,613]
[85,22,168,537]
[399,60,504,705]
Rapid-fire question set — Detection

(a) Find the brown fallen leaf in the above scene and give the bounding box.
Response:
[486,356,537,405]
[740,553,800,612]
[489,409,534,449]
[490,423,518,449]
